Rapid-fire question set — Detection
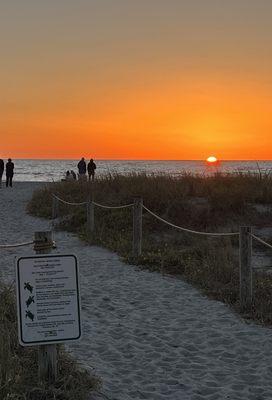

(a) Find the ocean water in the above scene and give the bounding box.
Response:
[4,159,272,182]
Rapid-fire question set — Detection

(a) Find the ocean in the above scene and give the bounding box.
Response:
[5,159,272,182]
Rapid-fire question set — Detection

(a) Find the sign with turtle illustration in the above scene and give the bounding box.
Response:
[16,254,81,346]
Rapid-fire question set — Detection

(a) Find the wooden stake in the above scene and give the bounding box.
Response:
[38,344,57,383]
[133,197,143,258]
[239,226,252,312]
[34,231,57,383]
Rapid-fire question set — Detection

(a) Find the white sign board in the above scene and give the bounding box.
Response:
[16,254,81,346]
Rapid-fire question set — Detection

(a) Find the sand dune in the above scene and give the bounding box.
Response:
[1,183,272,399]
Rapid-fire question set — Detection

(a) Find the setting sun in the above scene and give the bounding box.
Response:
[206,156,218,163]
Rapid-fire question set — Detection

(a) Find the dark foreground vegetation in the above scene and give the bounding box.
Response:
[0,283,100,400]
[28,173,272,324]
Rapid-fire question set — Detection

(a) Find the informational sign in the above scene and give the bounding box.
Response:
[16,254,81,346]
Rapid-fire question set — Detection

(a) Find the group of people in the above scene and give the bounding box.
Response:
[0,158,14,188]
[65,158,97,182]
[65,170,77,181]
[0,157,96,187]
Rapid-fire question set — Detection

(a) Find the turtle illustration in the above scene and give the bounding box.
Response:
[25,310,34,321]
[26,296,35,308]
[24,282,33,293]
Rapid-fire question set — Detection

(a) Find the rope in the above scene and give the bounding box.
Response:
[53,194,133,209]
[0,241,34,249]
[53,194,87,206]
[142,205,239,237]
[251,234,272,250]
[92,201,134,209]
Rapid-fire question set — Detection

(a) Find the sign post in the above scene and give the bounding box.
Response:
[16,232,81,383]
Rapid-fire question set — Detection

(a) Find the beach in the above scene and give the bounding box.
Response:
[1,182,272,399]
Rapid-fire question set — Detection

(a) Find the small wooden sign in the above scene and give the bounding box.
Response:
[16,254,81,346]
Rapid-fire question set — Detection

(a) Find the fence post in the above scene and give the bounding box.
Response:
[86,200,95,236]
[133,197,143,258]
[239,226,253,312]
[34,231,57,383]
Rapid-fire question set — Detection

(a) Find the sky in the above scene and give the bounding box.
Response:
[0,0,272,160]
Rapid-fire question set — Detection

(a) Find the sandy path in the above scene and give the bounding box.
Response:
[1,183,272,400]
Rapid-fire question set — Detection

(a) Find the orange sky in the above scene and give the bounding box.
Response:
[1,1,272,160]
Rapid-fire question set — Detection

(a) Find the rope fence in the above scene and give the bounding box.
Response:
[52,194,271,312]
[52,194,239,236]
[53,194,87,206]
[0,234,56,251]
[52,194,133,209]
[0,241,34,249]
[92,201,134,209]
[142,205,239,237]
[251,234,272,250]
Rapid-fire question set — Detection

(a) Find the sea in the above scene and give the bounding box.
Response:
[8,159,272,182]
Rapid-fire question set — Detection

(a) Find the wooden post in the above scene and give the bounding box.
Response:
[133,197,143,258]
[34,231,57,383]
[239,226,253,312]
[86,200,95,236]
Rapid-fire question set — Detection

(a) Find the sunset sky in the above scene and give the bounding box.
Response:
[1,0,271,160]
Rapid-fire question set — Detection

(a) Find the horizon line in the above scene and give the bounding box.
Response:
[3,158,272,162]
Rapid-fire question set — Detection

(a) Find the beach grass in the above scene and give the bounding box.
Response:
[0,282,100,400]
[27,172,272,324]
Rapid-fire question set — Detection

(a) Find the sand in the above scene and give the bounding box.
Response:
[1,182,272,400]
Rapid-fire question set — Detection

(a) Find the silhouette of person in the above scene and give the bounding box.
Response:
[87,158,96,181]
[0,159,4,188]
[65,170,73,181]
[71,170,77,180]
[6,158,14,187]
[77,157,86,179]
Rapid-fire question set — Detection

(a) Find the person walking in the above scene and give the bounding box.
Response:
[87,158,96,181]
[6,158,14,187]
[77,157,87,180]
[0,159,4,188]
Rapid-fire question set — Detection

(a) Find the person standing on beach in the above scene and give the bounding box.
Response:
[0,159,4,188]
[6,158,14,187]
[77,157,86,180]
[87,158,96,181]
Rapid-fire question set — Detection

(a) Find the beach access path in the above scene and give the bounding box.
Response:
[1,182,272,400]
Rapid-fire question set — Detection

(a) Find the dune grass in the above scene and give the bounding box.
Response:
[27,172,272,324]
[0,282,100,400]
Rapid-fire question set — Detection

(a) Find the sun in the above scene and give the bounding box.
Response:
[206,156,218,163]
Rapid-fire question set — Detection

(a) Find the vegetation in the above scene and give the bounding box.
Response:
[0,283,100,400]
[28,172,272,324]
